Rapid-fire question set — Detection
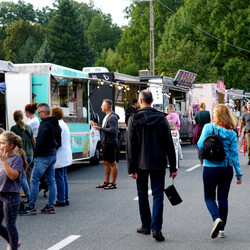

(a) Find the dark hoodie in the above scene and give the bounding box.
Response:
[125,106,137,125]
[34,116,62,157]
[127,107,176,174]
[100,112,119,148]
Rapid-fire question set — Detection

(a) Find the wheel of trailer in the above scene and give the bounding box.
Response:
[90,147,100,166]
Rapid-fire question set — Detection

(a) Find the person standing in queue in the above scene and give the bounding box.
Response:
[24,103,39,186]
[125,99,139,126]
[51,107,72,206]
[94,99,119,190]
[20,103,61,215]
[127,90,177,242]
[10,110,34,204]
[197,104,242,238]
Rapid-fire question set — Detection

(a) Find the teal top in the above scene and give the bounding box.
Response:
[197,123,242,179]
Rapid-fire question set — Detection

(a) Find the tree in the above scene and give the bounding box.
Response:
[3,20,44,62]
[87,13,122,55]
[46,0,94,69]
[156,0,249,90]
[33,38,55,63]
[0,0,36,28]
[116,0,184,75]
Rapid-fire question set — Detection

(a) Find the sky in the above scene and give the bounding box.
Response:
[7,0,132,27]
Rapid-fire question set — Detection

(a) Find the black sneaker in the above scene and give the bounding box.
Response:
[19,206,37,216]
[152,230,165,241]
[248,159,250,165]
[137,226,151,235]
[65,201,70,206]
[41,205,55,214]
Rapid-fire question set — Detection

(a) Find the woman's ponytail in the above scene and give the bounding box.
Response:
[15,136,28,172]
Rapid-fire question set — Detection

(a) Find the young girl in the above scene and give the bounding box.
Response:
[0,131,27,249]
[197,104,242,239]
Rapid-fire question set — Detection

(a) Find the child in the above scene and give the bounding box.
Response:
[0,131,27,249]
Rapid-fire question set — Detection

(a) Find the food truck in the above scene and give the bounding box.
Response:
[140,69,197,142]
[2,63,101,164]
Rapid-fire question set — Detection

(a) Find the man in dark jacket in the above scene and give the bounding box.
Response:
[127,90,177,242]
[125,99,139,125]
[20,103,61,215]
[94,99,119,189]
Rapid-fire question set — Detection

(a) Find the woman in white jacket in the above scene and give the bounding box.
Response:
[51,107,72,206]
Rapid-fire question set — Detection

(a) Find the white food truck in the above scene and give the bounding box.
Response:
[1,62,101,164]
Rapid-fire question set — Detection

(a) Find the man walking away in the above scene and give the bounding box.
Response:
[20,103,61,215]
[94,99,119,189]
[239,101,250,165]
[127,90,178,242]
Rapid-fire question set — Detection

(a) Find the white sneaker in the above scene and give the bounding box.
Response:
[180,154,183,160]
[211,218,223,239]
[218,230,225,238]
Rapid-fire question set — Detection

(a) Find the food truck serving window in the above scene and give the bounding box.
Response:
[51,76,88,123]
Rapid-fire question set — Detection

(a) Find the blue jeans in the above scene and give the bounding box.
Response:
[55,166,69,203]
[136,169,165,231]
[203,167,233,230]
[20,156,33,199]
[29,155,56,208]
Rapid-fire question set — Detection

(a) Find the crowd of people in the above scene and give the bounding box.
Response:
[0,103,72,249]
[0,94,249,248]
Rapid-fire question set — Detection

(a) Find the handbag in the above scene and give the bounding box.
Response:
[164,179,182,206]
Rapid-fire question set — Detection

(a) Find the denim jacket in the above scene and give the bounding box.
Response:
[197,123,242,179]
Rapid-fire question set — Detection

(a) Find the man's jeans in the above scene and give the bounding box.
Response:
[203,166,233,230]
[136,169,165,231]
[29,155,56,208]
[55,166,69,203]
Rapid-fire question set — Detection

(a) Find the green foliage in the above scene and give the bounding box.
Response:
[3,20,44,62]
[95,49,121,72]
[33,38,55,63]
[46,0,95,69]
[87,14,122,55]
[156,0,250,90]
[115,0,184,74]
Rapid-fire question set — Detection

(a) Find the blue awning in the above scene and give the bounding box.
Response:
[0,82,6,91]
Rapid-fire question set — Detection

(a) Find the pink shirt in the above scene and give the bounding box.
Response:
[166,113,180,130]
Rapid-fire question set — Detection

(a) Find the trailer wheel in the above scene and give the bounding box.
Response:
[90,147,100,166]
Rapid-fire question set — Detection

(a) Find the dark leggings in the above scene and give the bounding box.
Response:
[0,192,20,250]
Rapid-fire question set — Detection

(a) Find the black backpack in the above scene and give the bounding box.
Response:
[202,125,226,161]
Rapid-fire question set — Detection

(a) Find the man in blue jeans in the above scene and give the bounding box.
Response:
[20,103,61,215]
[127,90,178,242]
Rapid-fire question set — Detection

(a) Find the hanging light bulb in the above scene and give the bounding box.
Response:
[127,87,130,91]
[101,81,104,85]
[118,85,122,90]
[109,83,113,87]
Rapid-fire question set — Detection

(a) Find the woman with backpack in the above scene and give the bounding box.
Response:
[197,104,242,239]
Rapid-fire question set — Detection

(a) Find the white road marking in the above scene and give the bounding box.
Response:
[186,164,201,172]
[134,189,152,200]
[47,235,81,250]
